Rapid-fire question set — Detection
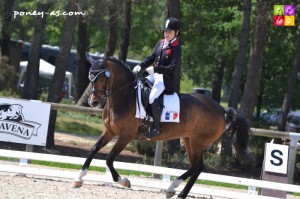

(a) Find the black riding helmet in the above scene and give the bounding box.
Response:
[163,17,180,31]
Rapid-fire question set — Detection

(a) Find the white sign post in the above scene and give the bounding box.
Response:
[0,98,50,146]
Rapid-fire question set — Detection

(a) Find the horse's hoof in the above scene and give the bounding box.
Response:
[118,177,131,188]
[125,180,131,188]
[166,191,176,198]
[73,180,83,188]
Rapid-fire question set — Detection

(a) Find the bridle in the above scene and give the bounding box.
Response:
[89,69,111,103]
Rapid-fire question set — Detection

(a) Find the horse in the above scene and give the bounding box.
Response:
[73,54,253,199]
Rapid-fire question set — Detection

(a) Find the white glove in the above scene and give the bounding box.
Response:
[133,65,141,73]
[146,66,154,75]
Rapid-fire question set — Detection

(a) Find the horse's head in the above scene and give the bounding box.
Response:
[87,53,110,108]
[0,104,24,121]
[86,52,136,108]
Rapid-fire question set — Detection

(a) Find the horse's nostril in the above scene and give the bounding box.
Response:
[88,99,98,107]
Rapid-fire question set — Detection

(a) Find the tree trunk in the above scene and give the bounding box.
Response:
[222,0,251,161]
[46,0,77,148]
[228,0,251,109]
[1,0,15,63]
[76,82,91,107]
[166,0,180,92]
[23,2,52,100]
[275,29,300,143]
[105,0,118,57]
[166,0,180,19]
[118,0,131,62]
[211,60,224,103]
[239,0,270,122]
[75,12,90,101]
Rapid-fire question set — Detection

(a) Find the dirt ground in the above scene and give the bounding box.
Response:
[0,173,175,199]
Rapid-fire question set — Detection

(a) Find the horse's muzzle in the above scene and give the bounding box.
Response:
[88,97,99,107]
[88,94,106,108]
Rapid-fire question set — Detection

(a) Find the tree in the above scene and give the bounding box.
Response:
[211,59,225,103]
[166,0,180,92]
[1,0,15,62]
[221,0,251,160]
[104,0,118,57]
[23,1,52,100]
[228,0,251,109]
[75,3,89,101]
[46,0,78,148]
[239,0,270,121]
[276,29,300,139]
[118,0,131,62]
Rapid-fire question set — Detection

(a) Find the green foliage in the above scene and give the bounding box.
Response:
[181,0,242,88]
[129,0,165,59]
[180,73,195,93]
[0,56,18,92]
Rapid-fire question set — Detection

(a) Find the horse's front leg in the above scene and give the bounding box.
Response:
[73,133,113,187]
[106,136,132,188]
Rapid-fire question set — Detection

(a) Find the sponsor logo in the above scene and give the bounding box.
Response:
[273,5,295,26]
[0,104,41,139]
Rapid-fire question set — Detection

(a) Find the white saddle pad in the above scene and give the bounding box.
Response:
[135,81,180,123]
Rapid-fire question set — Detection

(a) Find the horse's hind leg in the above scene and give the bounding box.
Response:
[177,150,204,199]
[73,133,113,187]
[167,138,195,198]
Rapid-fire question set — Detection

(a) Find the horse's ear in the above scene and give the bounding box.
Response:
[86,52,95,64]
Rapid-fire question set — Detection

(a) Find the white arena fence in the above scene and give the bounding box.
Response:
[0,148,299,199]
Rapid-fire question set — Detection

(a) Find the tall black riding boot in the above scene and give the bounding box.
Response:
[147,99,161,139]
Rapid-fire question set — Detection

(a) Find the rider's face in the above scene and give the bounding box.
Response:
[164,30,176,42]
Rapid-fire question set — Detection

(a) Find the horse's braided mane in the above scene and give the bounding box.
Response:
[107,56,132,72]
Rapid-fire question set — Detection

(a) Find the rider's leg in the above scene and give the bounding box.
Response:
[149,73,165,104]
[147,98,162,139]
[147,74,165,139]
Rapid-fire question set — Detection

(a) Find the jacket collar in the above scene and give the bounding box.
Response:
[161,38,179,47]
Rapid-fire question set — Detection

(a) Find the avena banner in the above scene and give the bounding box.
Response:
[0,98,50,146]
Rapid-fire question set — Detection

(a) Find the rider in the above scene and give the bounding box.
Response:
[133,17,181,139]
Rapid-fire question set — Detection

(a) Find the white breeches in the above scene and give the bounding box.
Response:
[146,73,165,104]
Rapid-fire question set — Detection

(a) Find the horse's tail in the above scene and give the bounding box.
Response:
[224,107,254,162]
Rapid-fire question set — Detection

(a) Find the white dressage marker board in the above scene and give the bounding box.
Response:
[0,98,50,146]
[264,143,289,174]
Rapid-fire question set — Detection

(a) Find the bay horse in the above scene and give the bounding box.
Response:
[73,54,253,199]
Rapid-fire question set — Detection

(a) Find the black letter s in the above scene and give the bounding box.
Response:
[270,149,283,166]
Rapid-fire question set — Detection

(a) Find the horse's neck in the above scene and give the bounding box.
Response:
[107,78,136,114]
